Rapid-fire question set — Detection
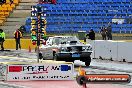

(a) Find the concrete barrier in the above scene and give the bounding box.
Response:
[118,42,132,62]
[87,39,132,62]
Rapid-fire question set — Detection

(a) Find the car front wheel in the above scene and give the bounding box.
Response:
[53,53,59,61]
[82,56,91,66]
[76,76,87,85]
[39,53,44,60]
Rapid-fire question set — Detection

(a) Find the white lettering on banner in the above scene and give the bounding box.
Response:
[7,63,74,81]
[8,75,71,80]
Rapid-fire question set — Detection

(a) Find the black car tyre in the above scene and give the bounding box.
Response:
[85,61,91,66]
[53,53,59,61]
[39,53,44,60]
[83,56,91,66]
[76,76,87,85]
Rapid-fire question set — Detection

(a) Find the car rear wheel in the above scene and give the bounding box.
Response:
[82,56,91,66]
[53,53,59,61]
[76,76,87,85]
[39,53,44,60]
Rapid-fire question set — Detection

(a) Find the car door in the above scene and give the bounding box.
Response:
[39,37,52,59]
[44,37,54,59]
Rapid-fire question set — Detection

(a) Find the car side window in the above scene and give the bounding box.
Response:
[52,38,60,45]
[52,38,56,45]
[47,38,53,45]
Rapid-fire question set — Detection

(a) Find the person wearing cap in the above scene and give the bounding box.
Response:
[0,29,5,51]
[14,29,22,50]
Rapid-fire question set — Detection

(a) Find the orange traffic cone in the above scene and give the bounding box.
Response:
[29,46,31,53]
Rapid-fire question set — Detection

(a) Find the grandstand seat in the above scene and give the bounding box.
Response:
[1,4,7,8]
[0,0,21,26]
[11,3,15,8]
[13,0,19,5]
[6,0,11,4]
[4,4,12,12]
[24,25,31,33]
[0,20,4,26]
[28,0,132,33]
[0,7,2,11]
[26,18,31,25]
[0,12,4,16]
[4,11,10,17]
[0,16,6,21]
[8,6,13,11]
[1,7,8,12]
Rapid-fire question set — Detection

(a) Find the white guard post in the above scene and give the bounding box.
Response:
[7,62,74,81]
[0,64,7,81]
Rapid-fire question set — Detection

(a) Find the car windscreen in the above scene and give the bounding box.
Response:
[52,37,81,45]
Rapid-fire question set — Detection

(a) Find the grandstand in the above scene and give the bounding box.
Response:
[0,0,37,37]
[25,0,132,34]
[0,0,16,26]
[0,0,132,38]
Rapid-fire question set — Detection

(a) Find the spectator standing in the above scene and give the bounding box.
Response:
[14,29,22,50]
[0,29,5,51]
[100,28,106,40]
[19,25,26,34]
[86,29,95,40]
[106,23,112,40]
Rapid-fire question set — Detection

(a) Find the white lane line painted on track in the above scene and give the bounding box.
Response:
[0,82,30,88]
[0,56,36,61]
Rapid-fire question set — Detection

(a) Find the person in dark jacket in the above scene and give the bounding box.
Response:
[106,23,112,40]
[0,29,5,51]
[14,29,22,50]
[86,29,95,40]
[100,28,107,40]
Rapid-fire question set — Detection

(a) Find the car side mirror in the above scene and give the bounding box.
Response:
[49,44,52,46]
[61,42,66,44]
[47,42,52,46]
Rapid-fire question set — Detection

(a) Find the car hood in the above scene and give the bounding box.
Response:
[40,43,92,49]
[58,43,92,47]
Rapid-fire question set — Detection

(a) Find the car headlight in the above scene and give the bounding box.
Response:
[89,47,92,51]
[82,46,92,51]
[60,47,67,52]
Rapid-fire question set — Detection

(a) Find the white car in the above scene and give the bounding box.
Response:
[39,36,92,66]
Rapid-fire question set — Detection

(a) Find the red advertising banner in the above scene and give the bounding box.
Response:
[9,66,22,72]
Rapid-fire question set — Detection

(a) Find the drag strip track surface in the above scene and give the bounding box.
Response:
[85,65,132,73]
[0,82,25,88]
[0,50,132,88]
